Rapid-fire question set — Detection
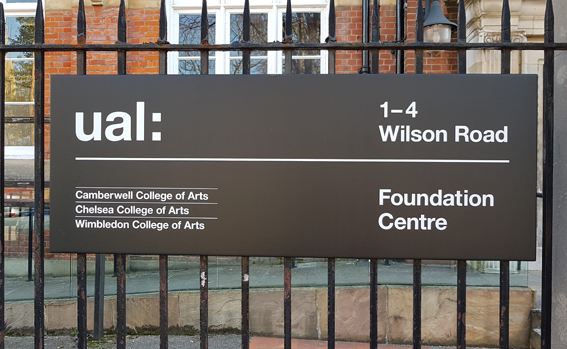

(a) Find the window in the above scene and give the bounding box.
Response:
[229,12,268,74]
[6,15,34,148]
[282,12,321,74]
[3,0,39,237]
[3,0,39,155]
[168,0,328,74]
[178,13,216,74]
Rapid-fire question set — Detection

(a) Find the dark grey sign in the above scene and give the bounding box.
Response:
[50,75,537,260]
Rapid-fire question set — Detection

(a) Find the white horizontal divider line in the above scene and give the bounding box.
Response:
[76,187,218,190]
[76,157,510,164]
[75,216,218,219]
[75,201,218,205]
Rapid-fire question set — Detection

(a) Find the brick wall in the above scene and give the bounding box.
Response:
[45,7,160,118]
[405,0,458,74]
[336,0,458,75]
[335,6,362,74]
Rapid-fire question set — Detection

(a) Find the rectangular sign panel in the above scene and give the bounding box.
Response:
[51,75,537,260]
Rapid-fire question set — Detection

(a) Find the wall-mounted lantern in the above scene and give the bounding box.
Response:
[423,0,457,43]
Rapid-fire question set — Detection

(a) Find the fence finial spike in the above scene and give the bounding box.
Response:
[159,0,168,43]
[118,0,127,43]
[201,0,208,43]
[35,0,44,44]
[415,0,423,43]
[501,0,510,43]
[243,0,250,43]
[544,0,554,43]
[284,0,292,42]
[78,0,86,42]
[0,3,5,46]
[457,0,465,43]
[371,0,379,39]
[327,0,336,42]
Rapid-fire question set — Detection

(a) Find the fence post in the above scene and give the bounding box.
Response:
[541,0,565,349]
[33,1,46,347]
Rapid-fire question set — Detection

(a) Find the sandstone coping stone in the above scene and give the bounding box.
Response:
[467,288,535,348]
[4,285,535,347]
[87,297,116,331]
[5,301,34,333]
[249,288,319,338]
[386,287,535,347]
[125,294,180,332]
[316,287,388,342]
[177,289,242,331]
[45,300,77,332]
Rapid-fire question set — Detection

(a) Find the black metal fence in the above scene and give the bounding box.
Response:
[0,0,562,348]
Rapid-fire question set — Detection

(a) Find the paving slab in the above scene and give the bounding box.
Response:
[3,335,494,349]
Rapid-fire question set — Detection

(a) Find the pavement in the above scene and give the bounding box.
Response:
[4,259,542,305]
[3,335,493,349]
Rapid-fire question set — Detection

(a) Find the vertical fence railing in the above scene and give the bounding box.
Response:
[327,257,335,349]
[200,255,208,349]
[541,0,554,348]
[499,1,511,348]
[199,5,210,349]
[33,0,45,347]
[369,3,379,349]
[283,256,292,348]
[369,259,378,349]
[241,1,251,348]
[327,2,336,348]
[76,2,88,349]
[0,4,4,349]
[282,3,293,348]
[283,0,293,74]
[0,0,558,348]
[371,0,379,74]
[199,5,210,348]
[413,260,422,349]
[116,2,128,348]
[93,254,105,340]
[159,254,168,349]
[241,255,250,349]
[456,0,467,347]
[158,1,169,348]
[415,0,423,74]
[413,3,424,348]
[28,211,32,282]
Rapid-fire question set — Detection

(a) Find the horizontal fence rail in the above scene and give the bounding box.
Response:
[0,42,564,52]
[0,0,556,348]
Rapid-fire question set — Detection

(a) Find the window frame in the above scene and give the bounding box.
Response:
[224,9,271,74]
[174,9,219,75]
[4,4,37,154]
[168,0,329,75]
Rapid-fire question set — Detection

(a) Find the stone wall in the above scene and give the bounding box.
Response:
[5,286,535,347]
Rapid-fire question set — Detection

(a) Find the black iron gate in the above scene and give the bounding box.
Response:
[0,0,562,348]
